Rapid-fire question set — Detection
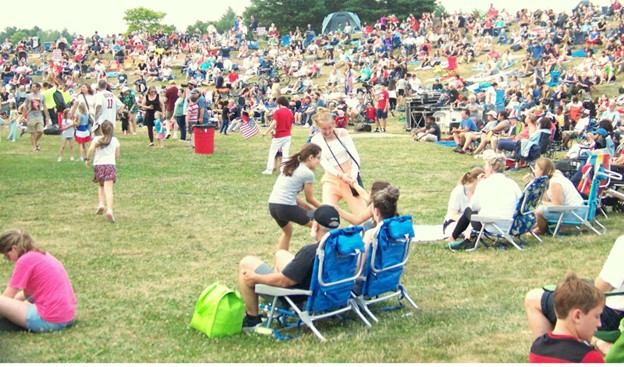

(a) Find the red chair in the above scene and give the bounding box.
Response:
[445,56,457,71]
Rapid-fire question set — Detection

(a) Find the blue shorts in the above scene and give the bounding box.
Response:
[376,109,387,119]
[541,205,588,223]
[26,304,74,333]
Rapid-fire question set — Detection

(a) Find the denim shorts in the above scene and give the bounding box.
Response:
[26,304,74,333]
[542,205,588,223]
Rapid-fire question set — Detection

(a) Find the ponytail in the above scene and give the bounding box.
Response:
[282,143,322,176]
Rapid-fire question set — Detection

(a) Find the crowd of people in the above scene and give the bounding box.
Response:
[2,1,624,363]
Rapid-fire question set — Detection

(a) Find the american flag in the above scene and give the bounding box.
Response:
[240,119,260,139]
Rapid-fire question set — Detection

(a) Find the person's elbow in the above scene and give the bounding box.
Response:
[275,274,296,288]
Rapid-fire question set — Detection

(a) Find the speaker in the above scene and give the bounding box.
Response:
[406,104,435,130]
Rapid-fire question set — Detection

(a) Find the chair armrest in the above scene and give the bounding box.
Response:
[255,284,312,297]
[545,205,586,213]
[471,215,512,224]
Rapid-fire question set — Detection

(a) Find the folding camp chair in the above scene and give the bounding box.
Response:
[255,226,371,342]
[548,70,561,87]
[471,176,549,251]
[445,56,457,71]
[547,153,621,236]
[352,215,418,323]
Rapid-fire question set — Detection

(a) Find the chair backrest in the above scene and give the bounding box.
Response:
[361,215,414,298]
[447,56,457,70]
[509,176,548,236]
[306,226,364,313]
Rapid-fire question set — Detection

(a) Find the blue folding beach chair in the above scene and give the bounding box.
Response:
[471,176,548,251]
[352,215,418,323]
[255,226,371,342]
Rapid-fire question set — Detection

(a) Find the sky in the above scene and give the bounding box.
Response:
[2,0,602,36]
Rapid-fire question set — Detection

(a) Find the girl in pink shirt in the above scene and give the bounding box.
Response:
[0,229,76,333]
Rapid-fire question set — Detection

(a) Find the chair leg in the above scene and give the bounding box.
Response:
[299,312,327,342]
[467,227,486,252]
[349,299,372,328]
[530,231,543,242]
[504,233,524,251]
[354,297,379,323]
[399,285,419,310]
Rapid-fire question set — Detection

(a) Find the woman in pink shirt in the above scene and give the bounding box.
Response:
[0,230,76,333]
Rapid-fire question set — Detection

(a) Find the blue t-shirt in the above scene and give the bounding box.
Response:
[197,95,210,124]
[460,117,478,132]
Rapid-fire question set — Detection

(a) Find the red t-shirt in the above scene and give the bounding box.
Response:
[164,86,178,112]
[272,106,294,138]
[377,90,389,110]
[529,333,605,363]
[334,115,348,128]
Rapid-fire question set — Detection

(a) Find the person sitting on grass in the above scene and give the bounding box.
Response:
[412,116,441,142]
[0,229,76,333]
[443,167,485,239]
[525,235,624,346]
[237,205,341,330]
[529,272,605,363]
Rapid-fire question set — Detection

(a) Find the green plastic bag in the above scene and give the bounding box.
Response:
[190,282,245,338]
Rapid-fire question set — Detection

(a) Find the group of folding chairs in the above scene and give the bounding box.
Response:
[255,215,418,342]
[471,150,623,252]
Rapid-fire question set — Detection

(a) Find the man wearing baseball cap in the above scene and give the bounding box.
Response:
[237,205,341,330]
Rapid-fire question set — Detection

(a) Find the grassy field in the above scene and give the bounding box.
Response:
[1,36,624,362]
[1,117,622,362]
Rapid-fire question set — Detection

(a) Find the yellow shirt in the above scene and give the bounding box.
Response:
[43,87,56,109]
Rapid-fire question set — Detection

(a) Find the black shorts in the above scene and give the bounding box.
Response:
[541,290,623,330]
[269,203,312,228]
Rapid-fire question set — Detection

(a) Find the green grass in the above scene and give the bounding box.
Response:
[2,34,624,362]
[1,120,622,362]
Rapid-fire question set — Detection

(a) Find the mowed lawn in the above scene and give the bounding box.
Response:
[1,117,622,362]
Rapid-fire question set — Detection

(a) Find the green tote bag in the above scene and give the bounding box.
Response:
[190,282,245,338]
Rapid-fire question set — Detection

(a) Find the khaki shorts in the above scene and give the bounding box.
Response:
[27,116,44,133]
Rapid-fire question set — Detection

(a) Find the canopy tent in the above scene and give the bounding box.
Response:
[321,12,362,34]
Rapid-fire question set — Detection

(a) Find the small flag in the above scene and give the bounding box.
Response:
[240,119,260,139]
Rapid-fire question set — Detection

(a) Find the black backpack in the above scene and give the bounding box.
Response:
[53,90,67,112]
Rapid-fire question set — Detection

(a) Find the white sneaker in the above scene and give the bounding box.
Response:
[261,170,273,175]
[57,157,62,162]
[70,156,75,161]
[79,157,84,161]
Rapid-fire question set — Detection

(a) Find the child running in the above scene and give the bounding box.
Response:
[85,121,120,224]
[58,110,75,161]
[74,102,91,161]
[268,143,323,250]
[153,111,165,148]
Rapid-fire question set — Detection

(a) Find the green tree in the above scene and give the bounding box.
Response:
[10,31,29,45]
[215,7,238,33]
[123,7,175,34]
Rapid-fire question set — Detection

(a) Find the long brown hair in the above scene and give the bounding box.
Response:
[93,120,114,149]
[282,143,321,176]
[0,229,45,257]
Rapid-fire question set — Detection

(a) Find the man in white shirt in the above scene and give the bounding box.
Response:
[93,80,124,129]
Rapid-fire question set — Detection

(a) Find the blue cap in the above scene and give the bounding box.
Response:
[592,128,608,137]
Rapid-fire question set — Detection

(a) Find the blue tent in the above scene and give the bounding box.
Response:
[321,12,362,34]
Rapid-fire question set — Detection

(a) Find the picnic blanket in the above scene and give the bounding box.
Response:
[412,224,446,243]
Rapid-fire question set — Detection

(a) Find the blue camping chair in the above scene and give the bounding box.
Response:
[352,215,418,323]
[548,70,561,87]
[495,89,506,112]
[255,226,371,342]
[281,35,291,48]
[471,176,549,251]
[547,152,621,236]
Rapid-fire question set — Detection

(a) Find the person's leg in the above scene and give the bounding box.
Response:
[265,138,281,172]
[59,139,66,158]
[322,180,342,207]
[534,206,547,234]
[0,296,29,328]
[34,131,43,148]
[30,132,37,150]
[450,208,473,241]
[238,256,266,316]
[277,222,293,251]
[280,137,291,169]
[103,180,114,213]
[147,124,154,144]
[97,183,106,213]
[68,140,74,159]
[177,116,186,141]
[274,250,295,272]
[525,288,555,338]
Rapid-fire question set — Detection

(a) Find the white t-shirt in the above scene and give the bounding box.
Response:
[549,173,583,206]
[93,136,120,166]
[599,235,624,311]
[94,90,123,127]
[445,184,469,222]
[471,173,522,232]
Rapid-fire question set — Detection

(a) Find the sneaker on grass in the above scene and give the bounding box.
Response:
[242,314,263,331]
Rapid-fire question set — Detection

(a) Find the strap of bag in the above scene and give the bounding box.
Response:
[323,136,346,174]
[82,94,90,113]
[332,131,360,170]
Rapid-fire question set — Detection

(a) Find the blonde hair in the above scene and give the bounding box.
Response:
[312,107,333,128]
[0,229,45,257]
[486,154,507,173]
